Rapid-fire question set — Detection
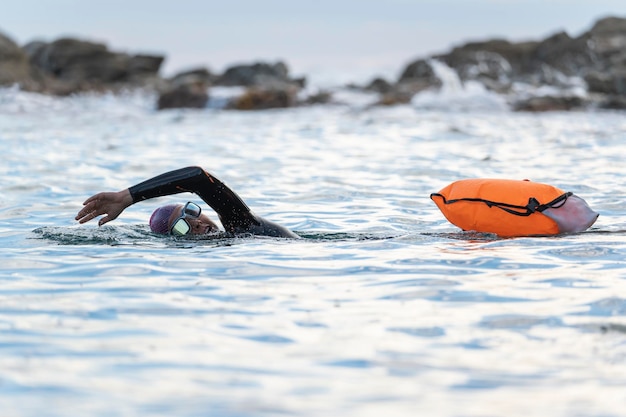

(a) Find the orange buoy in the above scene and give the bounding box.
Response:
[430,179,598,237]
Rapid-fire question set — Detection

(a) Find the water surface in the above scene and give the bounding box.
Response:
[1,88,626,417]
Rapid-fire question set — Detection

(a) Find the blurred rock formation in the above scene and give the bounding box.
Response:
[1,16,625,111]
[364,16,626,110]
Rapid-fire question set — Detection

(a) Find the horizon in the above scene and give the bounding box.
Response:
[2,1,625,85]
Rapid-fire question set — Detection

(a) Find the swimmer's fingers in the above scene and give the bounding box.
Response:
[75,211,99,224]
[81,193,102,206]
[97,214,114,227]
[75,202,110,224]
[75,190,132,225]
[75,193,109,223]
[76,209,119,226]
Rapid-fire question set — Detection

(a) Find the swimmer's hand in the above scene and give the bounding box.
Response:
[75,189,133,226]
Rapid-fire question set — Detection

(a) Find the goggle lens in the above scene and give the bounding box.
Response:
[169,202,202,236]
[183,202,201,217]
[171,218,191,236]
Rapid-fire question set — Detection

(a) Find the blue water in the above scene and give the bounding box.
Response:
[1,87,626,417]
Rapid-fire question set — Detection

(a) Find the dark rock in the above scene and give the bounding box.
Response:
[23,37,164,93]
[365,77,393,94]
[21,40,46,58]
[128,54,165,77]
[598,95,626,109]
[377,93,414,106]
[157,62,306,110]
[397,59,441,89]
[513,95,584,112]
[393,15,626,109]
[437,36,578,89]
[608,50,626,68]
[0,31,31,86]
[588,16,626,57]
[155,67,215,110]
[585,70,626,95]
[216,61,304,89]
[3,15,626,110]
[169,67,215,87]
[389,59,443,101]
[590,16,626,34]
[227,87,298,110]
[301,90,333,105]
[532,31,592,77]
[157,82,208,110]
[217,61,284,86]
[438,39,537,83]
[27,38,126,81]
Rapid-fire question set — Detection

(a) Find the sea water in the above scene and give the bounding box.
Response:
[0,84,625,417]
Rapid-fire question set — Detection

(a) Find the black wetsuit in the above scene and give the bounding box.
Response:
[128,166,298,238]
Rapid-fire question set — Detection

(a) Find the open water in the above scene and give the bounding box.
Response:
[1,84,625,417]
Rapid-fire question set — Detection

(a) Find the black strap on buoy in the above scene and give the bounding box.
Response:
[429,192,572,217]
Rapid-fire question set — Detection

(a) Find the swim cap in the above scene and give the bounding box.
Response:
[149,204,179,234]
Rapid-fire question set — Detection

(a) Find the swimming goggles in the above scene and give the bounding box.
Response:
[169,202,202,236]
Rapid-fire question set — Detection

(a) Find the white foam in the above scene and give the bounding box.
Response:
[411,60,509,112]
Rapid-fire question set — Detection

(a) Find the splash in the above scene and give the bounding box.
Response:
[31,225,151,246]
[411,60,508,112]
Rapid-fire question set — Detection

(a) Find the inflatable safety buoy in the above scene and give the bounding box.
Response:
[430,179,599,237]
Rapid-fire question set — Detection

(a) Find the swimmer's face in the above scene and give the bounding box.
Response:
[168,204,219,235]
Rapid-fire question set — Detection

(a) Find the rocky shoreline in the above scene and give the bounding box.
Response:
[1,16,625,111]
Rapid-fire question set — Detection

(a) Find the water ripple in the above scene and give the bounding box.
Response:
[2,95,626,417]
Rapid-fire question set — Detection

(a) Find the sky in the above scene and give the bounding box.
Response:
[2,0,625,84]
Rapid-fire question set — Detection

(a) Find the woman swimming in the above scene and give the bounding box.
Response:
[75,166,299,238]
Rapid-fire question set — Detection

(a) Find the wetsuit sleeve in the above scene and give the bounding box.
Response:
[128,166,297,238]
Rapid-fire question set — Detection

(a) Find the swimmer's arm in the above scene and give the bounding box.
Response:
[127,166,297,237]
[75,189,133,226]
[75,167,242,227]
[126,166,256,231]
[76,166,298,237]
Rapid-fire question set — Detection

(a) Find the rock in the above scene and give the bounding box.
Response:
[531,32,592,77]
[585,70,626,95]
[27,38,125,81]
[216,61,305,89]
[0,31,32,86]
[591,16,626,34]
[215,61,304,110]
[437,36,578,89]
[588,16,626,57]
[217,61,285,86]
[382,59,443,103]
[608,50,626,68]
[21,40,46,59]
[155,67,215,110]
[398,16,626,105]
[512,95,584,112]
[364,77,393,94]
[24,37,164,93]
[397,59,441,91]
[598,95,626,109]
[157,79,209,110]
[437,39,537,84]
[227,87,298,110]
[301,90,333,105]
[128,54,165,77]
[169,67,215,88]
[376,91,414,106]
[3,15,626,110]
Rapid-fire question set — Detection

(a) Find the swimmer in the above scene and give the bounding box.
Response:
[75,166,299,238]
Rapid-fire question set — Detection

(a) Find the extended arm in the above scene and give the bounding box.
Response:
[76,166,298,238]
